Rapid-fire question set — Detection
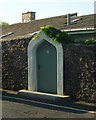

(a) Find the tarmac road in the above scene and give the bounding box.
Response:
[1,94,96,119]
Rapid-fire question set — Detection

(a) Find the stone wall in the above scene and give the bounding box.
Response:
[63,44,96,103]
[2,38,96,103]
[2,36,32,90]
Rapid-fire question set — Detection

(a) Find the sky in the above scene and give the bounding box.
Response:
[0,0,95,25]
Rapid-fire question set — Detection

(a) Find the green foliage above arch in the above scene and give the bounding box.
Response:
[33,25,96,44]
[40,25,74,44]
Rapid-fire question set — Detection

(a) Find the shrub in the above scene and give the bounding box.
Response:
[40,25,74,44]
[33,25,96,45]
[33,25,74,44]
[79,39,96,44]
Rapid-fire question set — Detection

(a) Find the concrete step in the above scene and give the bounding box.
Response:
[18,90,70,102]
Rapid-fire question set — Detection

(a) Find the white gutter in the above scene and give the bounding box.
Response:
[66,30,95,35]
[63,28,95,32]
[0,32,14,38]
[62,28,96,35]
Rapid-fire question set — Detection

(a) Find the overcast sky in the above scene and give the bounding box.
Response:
[0,0,95,24]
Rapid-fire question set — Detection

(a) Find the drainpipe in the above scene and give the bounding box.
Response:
[67,14,71,25]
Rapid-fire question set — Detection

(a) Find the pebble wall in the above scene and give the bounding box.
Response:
[2,37,96,103]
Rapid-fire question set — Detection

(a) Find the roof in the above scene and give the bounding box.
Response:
[1,13,95,40]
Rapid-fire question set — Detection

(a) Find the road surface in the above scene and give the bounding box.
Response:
[1,95,95,119]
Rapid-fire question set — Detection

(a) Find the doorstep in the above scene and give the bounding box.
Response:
[1,89,95,110]
[18,90,70,102]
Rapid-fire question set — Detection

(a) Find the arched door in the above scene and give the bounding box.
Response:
[36,41,57,94]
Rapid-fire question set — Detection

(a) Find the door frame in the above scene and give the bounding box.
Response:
[28,32,64,95]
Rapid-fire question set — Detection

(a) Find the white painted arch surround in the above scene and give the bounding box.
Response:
[28,32,63,95]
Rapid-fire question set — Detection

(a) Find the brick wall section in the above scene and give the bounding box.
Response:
[2,39,96,103]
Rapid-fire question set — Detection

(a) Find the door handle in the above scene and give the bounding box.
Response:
[38,65,40,70]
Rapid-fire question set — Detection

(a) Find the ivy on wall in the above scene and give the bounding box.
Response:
[78,38,96,44]
[33,25,96,44]
[33,25,74,44]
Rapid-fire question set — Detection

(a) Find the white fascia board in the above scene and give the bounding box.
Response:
[0,32,14,38]
[62,28,96,35]
[67,30,95,35]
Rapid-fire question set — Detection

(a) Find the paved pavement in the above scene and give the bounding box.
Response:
[1,92,96,119]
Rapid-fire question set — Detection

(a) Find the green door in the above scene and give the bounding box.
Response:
[37,41,57,94]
